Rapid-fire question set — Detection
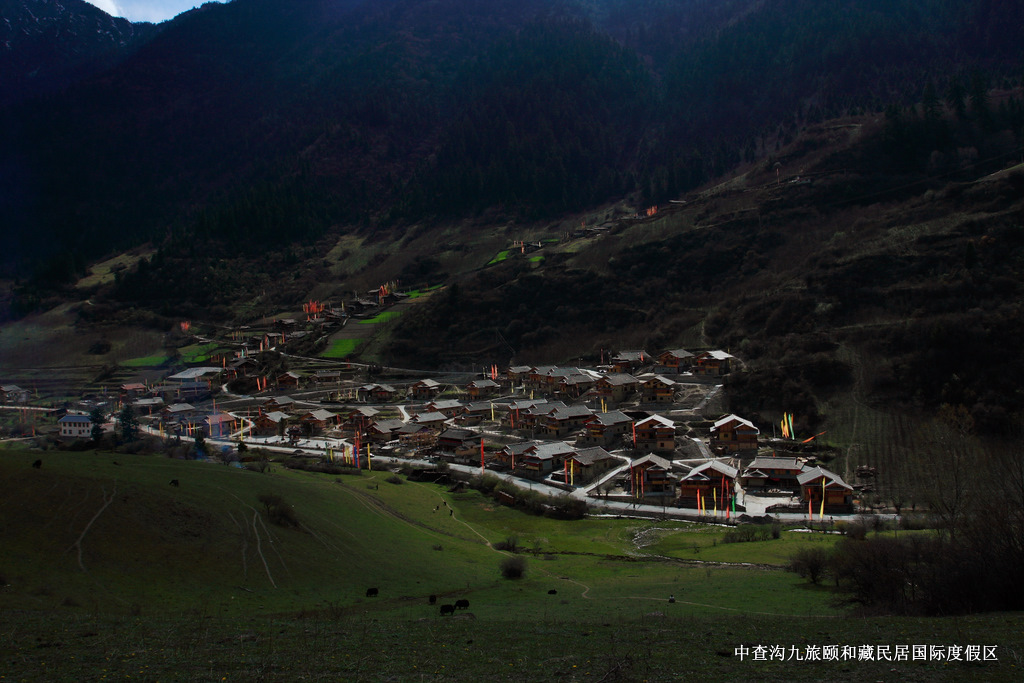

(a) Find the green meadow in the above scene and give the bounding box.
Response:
[357,311,403,324]
[321,338,361,358]
[0,448,1019,682]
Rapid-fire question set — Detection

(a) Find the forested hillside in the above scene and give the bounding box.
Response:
[3,0,1022,278]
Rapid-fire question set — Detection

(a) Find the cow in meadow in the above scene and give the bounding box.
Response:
[366,587,378,597]
[455,599,469,610]
[440,604,455,616]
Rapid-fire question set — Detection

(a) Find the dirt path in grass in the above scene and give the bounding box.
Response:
[67,485,117,571]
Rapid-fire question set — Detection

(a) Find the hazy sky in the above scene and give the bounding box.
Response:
[86,0,225,24]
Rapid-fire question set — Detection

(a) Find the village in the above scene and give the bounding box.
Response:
[2,291,860,524]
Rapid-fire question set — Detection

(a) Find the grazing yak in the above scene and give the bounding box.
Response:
[548,589,558,595]
[31,460,42,469]
[440,604,455,616]
[169,479,179,487]
[455,599,469,610]
[429,595,437,605]
[366,587,379,597]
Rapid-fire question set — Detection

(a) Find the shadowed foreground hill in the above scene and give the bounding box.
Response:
[1,449,1022,681]
[0,450,497,615]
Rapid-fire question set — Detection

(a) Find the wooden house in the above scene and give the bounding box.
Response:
[629,454,676,500]
[262,396,296,411]
[496,442,534,470]
[709,414,760,454]
[314,370,343,384]
[741,456,805,493]
[409,411,448,429]
[58,414,93,438]
[678,460,738,509]
[577,410,633,447]
[299,409,339,433]
[119,383,147,400]
[426,399,465,418]
[798,466,854,514]
[524,366,558,393]
[397,423,438,449]
[204,413,238,438]
[132,397,164,415]
[515,442,576,478]
[456,401,493,425]
[342,407,379,434]
[506,366,534,386]
[693,350,735,376]
[276,371,303,390]
[409,379,442,399]
[610,350,650,374]
[466,379,500,398]
[560,447,617,486]
[161,403,197,424]
[593,374,639,404]
[437,428,479,453]
[368,418,406,443]
[634,415,676,454]
[540,405,594,438]
[0,384,30,404]
[225,357,259,380]
[253,411,289,436]
[655,349,694,375]
[641,376,677,404]
[358,384,398,402]
[554,372,597,401]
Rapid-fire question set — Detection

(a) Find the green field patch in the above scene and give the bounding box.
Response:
[122,354,170,368]
[321,338,361,358]
[177,342,220,363]
[357,311,402,324]
[529,255,545,263]
[487,250,510,265]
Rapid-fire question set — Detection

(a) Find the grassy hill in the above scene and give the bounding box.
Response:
[1,447,1021,681]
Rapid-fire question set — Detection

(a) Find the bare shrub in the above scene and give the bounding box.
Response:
[500,555,527,579]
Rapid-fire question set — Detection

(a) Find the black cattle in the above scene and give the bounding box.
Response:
[547,589,557,595]
[455,599,469,610]
[366,587,379,597]
[429,595,437,605]
[668,594,676,603]
[169,479,179,487]
[440,604,455,616]
[31,459,42,469]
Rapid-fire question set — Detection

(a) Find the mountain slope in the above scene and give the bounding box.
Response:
[0,0,158,108]
[4,0,1023,277]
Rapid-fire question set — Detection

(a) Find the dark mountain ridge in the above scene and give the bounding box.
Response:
[3,0,1022,278]
[0,0,159,108]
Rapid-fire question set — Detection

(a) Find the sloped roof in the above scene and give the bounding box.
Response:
[370,418,405,432]
[659,349,693,359]
[589,410,632,426]
[411,411,447,423]
[525,442,577,460]
[797,466,853,490]
[636,414,675,429]
[548,405,594,420]
[571,447,615,466]
[438,428,478,442]
[599,373,639,386]
[711,414,759,433]
[746,456,802,473]
[632,454,673,470]
[304,409,337,422]
[682,460,739,481]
